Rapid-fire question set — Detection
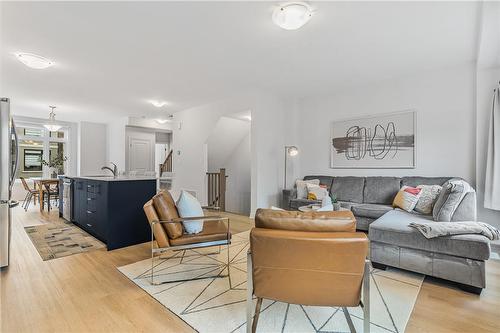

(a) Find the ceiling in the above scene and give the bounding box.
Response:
[1,1,480,123]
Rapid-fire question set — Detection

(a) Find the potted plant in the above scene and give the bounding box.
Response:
[330,193,341,211]
[42,153,68,178]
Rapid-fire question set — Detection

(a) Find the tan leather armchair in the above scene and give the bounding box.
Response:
[247,209,370,333]
[143,190,231,285]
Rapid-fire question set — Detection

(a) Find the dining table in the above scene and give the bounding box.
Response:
[31,178,59,212]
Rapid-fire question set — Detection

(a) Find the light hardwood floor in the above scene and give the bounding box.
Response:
[1,206,499,332]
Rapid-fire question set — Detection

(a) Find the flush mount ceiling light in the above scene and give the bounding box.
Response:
[272,2,313,30]
[43,106,62,132]
[15,52,54,69]
[150,100,168,108]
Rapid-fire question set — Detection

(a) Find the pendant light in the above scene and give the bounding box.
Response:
[43,106,62,132]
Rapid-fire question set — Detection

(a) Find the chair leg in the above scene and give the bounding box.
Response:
[343,308,356,333]
[246,251,253,333]
[227,242,232,288]
[252,298,263,333]
[363,260,370,333]
[23,193,30,211]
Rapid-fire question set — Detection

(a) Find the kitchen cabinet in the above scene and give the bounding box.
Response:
[70,177,155,250]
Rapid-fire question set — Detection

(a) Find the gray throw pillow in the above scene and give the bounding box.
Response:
[432,179,473,222]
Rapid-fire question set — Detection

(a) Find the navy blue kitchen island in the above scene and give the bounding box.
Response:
[61,176,156,250]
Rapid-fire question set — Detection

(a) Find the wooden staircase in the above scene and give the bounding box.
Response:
[206,168,227,211]
[159,149,173,176]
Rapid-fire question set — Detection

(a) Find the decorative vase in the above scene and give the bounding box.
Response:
[333,202,341,211]
[50,167,58,179]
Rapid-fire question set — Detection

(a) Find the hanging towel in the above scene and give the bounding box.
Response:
[484,82,500,210]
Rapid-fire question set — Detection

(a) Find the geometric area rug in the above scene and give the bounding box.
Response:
[24,220,105,261]
[118,231,424,333]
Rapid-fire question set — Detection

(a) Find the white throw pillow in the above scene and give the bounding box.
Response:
[414,185,442,215]
[295,179,320,199]
[317,204,334,212]
[306,183,329,201]
[176,190,204,234]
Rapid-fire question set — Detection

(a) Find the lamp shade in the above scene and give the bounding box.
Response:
[287,146,299,156]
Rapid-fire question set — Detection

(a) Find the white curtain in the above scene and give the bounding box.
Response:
[484,82,500,210]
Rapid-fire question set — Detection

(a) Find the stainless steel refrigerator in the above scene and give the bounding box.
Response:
[1,98,19,268]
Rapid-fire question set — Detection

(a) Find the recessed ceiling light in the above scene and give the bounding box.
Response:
[156,119,169,124]
[15,52,54,69]
[150,100,167,108]
[244,115,252,121]
[272,2,313,30]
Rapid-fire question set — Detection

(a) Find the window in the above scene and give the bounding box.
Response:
[15,121,69,179]
[24,149,43,171]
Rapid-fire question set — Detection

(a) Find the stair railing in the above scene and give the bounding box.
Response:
[206,168,227,211]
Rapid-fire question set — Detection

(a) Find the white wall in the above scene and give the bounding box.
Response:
[171,95,257,205]
[222,133,251,215]
[206,117,251,215]
[107,116,127,173]
[78,121,107,176]
[476,66,500,228]
[171,92,287,214]
[250,94,286,214]
[297,65,476,183]
[207,117,250,172]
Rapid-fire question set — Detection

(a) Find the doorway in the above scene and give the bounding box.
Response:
[205,112,251,216]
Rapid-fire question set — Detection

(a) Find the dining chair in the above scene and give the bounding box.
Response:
[42,182,59,212]
[20,177,39,211]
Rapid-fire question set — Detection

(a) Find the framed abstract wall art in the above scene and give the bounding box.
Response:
[330,110,416,168]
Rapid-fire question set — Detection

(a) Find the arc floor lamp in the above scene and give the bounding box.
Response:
[284,145,299,189]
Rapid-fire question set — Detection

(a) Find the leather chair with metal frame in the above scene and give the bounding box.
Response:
[246,209,370,333]
[143,190,231,285]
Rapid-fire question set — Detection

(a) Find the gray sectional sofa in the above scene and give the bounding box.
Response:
[282,176,490,294]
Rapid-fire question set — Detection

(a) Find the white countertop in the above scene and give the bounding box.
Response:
[71,176,158,182]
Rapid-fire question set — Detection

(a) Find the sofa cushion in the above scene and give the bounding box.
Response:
[433,179,473,222]
[289,198,321,210]
[364,177,401,204]
[304,176,334,192]
[401,176,451,187]
[355,216,376,231]
[352,204,393,219]
[451,191,477,221]
[330,176,364,203]
[369,210,490,261]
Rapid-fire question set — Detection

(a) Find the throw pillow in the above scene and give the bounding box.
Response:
[433,179,473,222]
[317,204,334,211]
[296,179,320,199]
[393,186,422,212]
[176,190,204,234]
[414,185,442,215]
[306,183,328,201]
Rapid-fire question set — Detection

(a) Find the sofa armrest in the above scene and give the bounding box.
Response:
[282,188,297,209]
